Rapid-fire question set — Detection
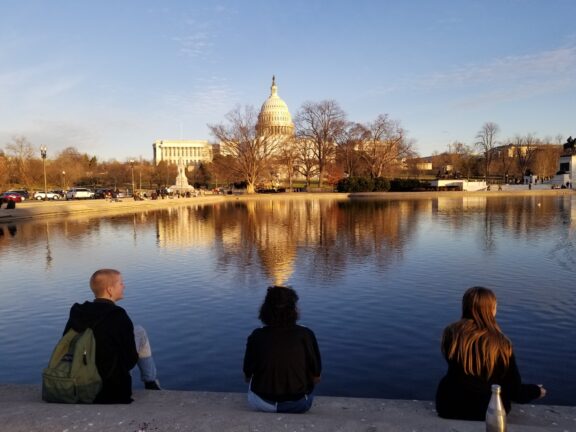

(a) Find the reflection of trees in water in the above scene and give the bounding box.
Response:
[4,196,574,282]
[210,199,425,284]
[433,196,572,253]
[303,200,425,280]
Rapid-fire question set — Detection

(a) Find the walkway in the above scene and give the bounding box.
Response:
[0,385,574,431]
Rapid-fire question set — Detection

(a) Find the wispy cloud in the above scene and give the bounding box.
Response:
[171,32,213,58]
[0,64,83,114]
[422,45,576,88]
[161,76,240,117]
[388,44,576,110]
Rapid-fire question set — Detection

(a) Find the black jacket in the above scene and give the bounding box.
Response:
[436,332,541,420]
[64,299,138,404]
[243,325,322,402]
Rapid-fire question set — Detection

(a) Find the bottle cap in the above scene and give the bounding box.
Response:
[491,384,501,392]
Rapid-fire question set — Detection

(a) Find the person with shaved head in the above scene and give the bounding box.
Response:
[63,269,160,404]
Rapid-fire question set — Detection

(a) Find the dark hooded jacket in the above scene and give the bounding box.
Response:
[64,299,138,404]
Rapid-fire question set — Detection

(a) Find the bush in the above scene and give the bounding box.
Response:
[373,177,391,192]
[389,178,427,192]
[336,176,390,192]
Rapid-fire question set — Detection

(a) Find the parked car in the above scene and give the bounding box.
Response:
[1,191,24,203]
[66,187,95,200]
[94,188,113,199]
[5,189,29,200]
[51,190,66,198]
[33,191,62,200]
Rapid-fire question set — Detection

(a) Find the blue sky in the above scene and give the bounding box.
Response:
[1,0,575,161]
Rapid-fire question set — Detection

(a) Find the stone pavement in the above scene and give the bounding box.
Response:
[0,385,574,431]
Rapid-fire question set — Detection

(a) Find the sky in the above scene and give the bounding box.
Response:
[1,0,575,162]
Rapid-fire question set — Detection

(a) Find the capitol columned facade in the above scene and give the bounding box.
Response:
[152,140,214,167]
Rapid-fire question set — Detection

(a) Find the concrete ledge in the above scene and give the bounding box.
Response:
[0,385,574,431]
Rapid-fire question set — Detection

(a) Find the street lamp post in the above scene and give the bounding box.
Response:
[130,159,135,198]
[40,145,48,201]
[62,171,66,191]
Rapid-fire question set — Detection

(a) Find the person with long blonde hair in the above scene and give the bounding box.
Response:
[435,287,546,420]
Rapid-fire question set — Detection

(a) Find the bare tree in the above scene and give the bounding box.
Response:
[531,140,562,179]
[294,138,319,188]
[5,136,35,187]
[357,114,413,178]
[492,142,515,182]
[295,100,347,188]
[0,151,9,189]
[52,147,92,187]
[475,122,500,182]
[336,122,364,177]
[513,134,540,178]
[446,141,477,179]
[209,105,280,194]
[276,138,299,191]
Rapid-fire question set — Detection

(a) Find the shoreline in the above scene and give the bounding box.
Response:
[0,188,573,223]
[1,384,574,431]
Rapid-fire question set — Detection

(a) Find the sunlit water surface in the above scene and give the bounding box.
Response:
[1,195,574,405]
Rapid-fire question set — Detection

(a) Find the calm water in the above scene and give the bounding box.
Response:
[0,195,574,405]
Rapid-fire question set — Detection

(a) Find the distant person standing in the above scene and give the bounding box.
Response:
[63,269,160,404]
[243,286,322,413]
[435,287,545,420]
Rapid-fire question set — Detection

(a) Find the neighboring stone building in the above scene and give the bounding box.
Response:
[152,139,214,167]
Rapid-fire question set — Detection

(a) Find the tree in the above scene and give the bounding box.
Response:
[336,122,364,178]
[492,142,515,182]
[151,160,178,188]
[295,100,347,188]
[475,122,500,182]
[277,138,299,191]
[209,105,280,193]
[531,140,562,179]
[52,147,92,187]
[5,136,35,187]
[293,138,319,188]
[513,134,539,178]
[209,154,242,188]
[357,114,413,179]
[0,151,9,190]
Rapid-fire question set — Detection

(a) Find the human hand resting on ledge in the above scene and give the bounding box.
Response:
[537,385,547,399]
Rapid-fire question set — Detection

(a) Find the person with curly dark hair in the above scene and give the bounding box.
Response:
[243,286,322,413]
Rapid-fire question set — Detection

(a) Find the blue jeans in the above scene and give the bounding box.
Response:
[247,386,314,413]
[133,325,157,382]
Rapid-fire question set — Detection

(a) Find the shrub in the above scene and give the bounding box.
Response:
[336,176,390,192]
[389,178,427,191]
[373,177,391,192]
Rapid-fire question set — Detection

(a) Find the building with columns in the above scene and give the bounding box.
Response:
[152,139,214,166]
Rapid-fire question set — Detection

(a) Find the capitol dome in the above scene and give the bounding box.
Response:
[256,76,294,137]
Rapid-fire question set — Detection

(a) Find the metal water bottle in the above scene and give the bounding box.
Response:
[486,384,507,432]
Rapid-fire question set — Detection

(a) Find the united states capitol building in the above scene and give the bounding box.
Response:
[152,76,294,168]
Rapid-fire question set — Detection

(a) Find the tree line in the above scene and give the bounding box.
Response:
[0,112,566,193]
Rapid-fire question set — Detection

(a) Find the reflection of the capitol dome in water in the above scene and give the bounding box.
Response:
[4,195,574,285]
[206,199,425,286]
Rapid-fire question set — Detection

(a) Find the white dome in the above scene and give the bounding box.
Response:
[256,76,294,137]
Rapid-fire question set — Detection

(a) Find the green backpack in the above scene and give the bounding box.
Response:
[42,327,102,403]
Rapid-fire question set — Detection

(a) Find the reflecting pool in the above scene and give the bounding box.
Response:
[0,195,574,405]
